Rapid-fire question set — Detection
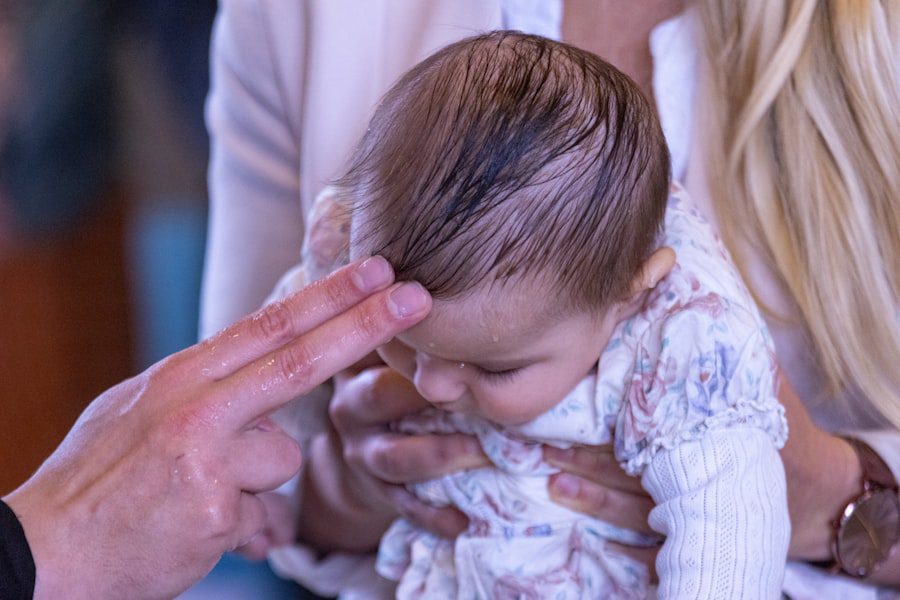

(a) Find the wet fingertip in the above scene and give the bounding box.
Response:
[387,282,431,318]
[352,256,394,293]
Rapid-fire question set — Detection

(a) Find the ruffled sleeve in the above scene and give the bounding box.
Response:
[613,193,788,476]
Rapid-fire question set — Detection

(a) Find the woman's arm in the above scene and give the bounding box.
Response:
[201,0,305,337]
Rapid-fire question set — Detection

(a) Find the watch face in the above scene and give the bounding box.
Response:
[836,488,900,576]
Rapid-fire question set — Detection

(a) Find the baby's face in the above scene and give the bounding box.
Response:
[378,284,622,426]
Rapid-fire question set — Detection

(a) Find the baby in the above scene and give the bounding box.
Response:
[273,32,790,599]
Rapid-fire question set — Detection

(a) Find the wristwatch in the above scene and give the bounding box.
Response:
[831,438,900,577]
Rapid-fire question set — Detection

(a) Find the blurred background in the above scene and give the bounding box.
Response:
[0,1,305,596]
[0,0,213,495]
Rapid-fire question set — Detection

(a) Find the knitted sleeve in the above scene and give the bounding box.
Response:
[642,427,790,599]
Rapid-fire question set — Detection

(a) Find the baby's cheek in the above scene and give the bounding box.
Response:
[377,341,415,380]
[481,383,563,426]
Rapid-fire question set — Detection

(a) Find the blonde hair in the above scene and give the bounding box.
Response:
[697,0,900,427]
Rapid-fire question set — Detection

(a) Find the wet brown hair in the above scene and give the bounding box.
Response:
[341,31,670,312]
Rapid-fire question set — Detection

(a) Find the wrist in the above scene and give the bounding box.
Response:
[4,488,70,600]
[787,435,862,560]
[828,437,900,579]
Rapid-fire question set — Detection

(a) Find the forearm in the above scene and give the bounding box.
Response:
[783,427,861,561]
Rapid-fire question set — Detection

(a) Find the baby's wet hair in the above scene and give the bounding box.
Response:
[340,31,670,311]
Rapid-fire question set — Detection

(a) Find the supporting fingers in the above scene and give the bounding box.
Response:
[330,367,431,431]
[197,257,396,379]
[219,281,432,427]
[547,473,655,534]
[353,432,489,484]
[385,486,469,540]
[543,445,644,494]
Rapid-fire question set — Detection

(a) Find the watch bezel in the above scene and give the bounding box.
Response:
[833,484,900,577]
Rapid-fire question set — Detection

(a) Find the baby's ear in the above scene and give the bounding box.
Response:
[633,247,676,294]
[617,247,676,317]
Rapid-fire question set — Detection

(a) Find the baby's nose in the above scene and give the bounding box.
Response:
[413,354,467,407]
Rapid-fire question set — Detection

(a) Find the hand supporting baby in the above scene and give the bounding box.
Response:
[305,365,867,581]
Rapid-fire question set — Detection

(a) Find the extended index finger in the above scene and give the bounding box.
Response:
[217,280,432,427]
[196,257,396,379]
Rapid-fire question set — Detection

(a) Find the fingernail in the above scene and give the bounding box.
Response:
[352,256,394,292]
[551,473,580,498]
[388,282,430,318]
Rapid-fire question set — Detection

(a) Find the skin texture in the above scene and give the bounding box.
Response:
[2,257,432,599]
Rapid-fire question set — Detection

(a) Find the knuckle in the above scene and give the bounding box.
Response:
[350,304,383,343]
[372,441,406,480]
[156,402,208,440]
[329,376,376,430]
[575,449,605,474]
[254,301,295,346]
[322,276,353,310]
[328,394,351,430]
[581,483,610,514]
[275,344,315,388]
[342,442,361,468]
[428,437,460,467]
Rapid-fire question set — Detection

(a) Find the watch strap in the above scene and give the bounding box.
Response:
[845,437,898,491]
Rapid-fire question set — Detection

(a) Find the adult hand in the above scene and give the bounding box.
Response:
[543,444,659,575]
[2,257,431,600]
[296,367,490,552]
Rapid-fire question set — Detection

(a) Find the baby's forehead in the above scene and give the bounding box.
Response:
[425,284,575,341]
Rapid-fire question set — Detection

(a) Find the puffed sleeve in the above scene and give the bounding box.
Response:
[610,193,791,598]
[613,286,788,475]
[200,0,305,338]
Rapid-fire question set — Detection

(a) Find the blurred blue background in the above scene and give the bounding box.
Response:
[0,1,311,597]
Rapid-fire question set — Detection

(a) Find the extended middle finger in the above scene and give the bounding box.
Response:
[216,281,431,428]
[198,257,396,380]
